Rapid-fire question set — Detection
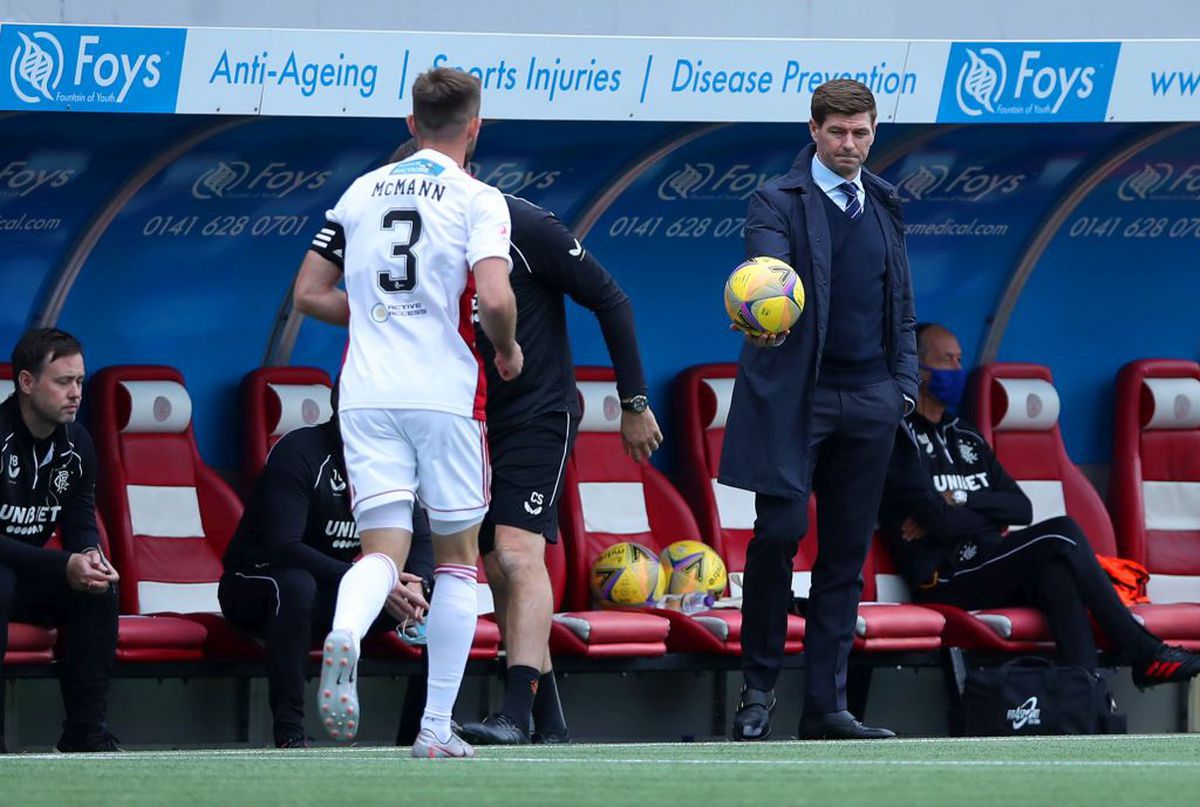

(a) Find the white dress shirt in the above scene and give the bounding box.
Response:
[811,154,864,213]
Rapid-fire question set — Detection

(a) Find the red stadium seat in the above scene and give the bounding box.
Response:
[965,362,1200,651]
[239,366,333,495]
[561,366,773,656]
[1110,360,1200,648]
[2,363,205,664]
[89,366,237,661]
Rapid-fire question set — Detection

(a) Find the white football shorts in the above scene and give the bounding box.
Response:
[339,408,490,531]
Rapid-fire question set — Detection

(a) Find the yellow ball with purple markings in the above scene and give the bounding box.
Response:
[724,257,805,335]
[591,542,667,606]
[660,540,728,595]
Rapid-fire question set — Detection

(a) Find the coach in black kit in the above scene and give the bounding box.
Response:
[0,329,121,753]
[880,323,1200,686]
[220,400,434,748]
[459,192,662,746]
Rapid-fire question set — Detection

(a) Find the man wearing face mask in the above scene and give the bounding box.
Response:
[878,323,1200,685]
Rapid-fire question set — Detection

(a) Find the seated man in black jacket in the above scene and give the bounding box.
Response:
[879,323,1200,686]
[0,328,121,754]
[221,385,433,747]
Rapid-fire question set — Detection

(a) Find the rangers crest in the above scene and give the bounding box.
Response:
[52,468,70,494]
[958,439,979,465]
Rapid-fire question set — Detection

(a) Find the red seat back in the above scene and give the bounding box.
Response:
[89,365,243,615]
[240,366,333,494]
[673,363,818,599]
[560,367,703,611]
[970,362,1116,555]
[1112,359,1200,603]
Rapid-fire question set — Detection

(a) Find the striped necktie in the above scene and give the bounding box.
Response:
[838,181,862,220]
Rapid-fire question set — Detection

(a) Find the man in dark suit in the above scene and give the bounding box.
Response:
[720,79,918,740]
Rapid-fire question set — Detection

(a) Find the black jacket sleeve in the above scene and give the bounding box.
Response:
[259,438,351,585]
[523,209,647,399]
[59,427,101,555]
[882,423,998,542]
[0,535,71,575]
[744,188,793,263]
[405,506,434,583]
[961,438,1034,526]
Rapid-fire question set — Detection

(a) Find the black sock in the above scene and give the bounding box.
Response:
[500,665,541,726]
[531,670,567,736]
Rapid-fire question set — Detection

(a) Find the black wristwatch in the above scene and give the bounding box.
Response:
[620,394,648,414]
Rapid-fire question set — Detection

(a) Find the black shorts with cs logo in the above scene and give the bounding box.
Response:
[479,411,578,554]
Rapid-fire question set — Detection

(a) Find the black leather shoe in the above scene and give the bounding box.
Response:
[56,729,124,753]
[732,687,775,741]
[458,713,530,746]
[799,710,896,740]
[530,727,571,744]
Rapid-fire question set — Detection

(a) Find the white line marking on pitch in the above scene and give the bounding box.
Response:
[3,754,1198,768]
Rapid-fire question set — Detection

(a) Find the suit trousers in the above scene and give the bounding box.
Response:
[741,379,901,714]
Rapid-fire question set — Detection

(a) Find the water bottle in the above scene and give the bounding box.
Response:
[653,592,715,615]
[396,619,427,645]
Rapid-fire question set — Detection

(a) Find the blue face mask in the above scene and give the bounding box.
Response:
[921,365,967,410]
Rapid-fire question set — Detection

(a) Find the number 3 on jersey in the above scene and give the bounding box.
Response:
[377,209,422,293]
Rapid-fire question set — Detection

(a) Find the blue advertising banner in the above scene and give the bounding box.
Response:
[289,119,680,379]
[1000,125,1200,463]
[878,123,1137,364]
[936,42,1122,123]
[57,116,410,467]
[0,24,186,113]
[0,112,196,349]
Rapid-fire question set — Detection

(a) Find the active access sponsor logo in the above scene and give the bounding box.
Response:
[938,42,1120,123]
[895,164,1025,202]
[1116,163,1200,202]
[1,24,185,112]
[191,161,331,200]
[1007,696,1041,730]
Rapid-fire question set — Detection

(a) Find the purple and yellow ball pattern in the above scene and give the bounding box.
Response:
[724,256,805,335]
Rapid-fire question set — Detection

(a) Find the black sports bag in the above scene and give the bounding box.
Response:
[963,657,1127,736]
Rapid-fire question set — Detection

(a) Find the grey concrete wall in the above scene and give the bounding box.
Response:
[2,0,1199,39]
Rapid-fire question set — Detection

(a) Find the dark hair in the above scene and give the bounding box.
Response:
[11,328,83,391]
[387,137,421,164]
[411,67,481,140]
[811,79,877,125]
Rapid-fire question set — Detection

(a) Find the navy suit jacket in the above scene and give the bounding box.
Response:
[717,143,919,498]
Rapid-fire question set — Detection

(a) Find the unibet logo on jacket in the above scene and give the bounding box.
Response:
[1,24,185,112]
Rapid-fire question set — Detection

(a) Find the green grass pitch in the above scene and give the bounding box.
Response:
[2,735,1199,806]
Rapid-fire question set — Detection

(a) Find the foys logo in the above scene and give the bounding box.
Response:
[467,161,561,195]
[1,25,185,112]
[1116,163,1200,202]
[10,31,63,103]
[0,161,76,198]
[895,164,1026,202]
[657,162,784,202]
[191,161,331,200]
[938,42,1120,123]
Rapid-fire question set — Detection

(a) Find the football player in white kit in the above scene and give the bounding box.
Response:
[293,67,522,757]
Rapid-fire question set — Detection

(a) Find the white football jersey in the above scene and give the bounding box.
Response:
[330,149,511,419]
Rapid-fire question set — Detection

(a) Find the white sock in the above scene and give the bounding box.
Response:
[331,553,398,653]
[420,564,478,741]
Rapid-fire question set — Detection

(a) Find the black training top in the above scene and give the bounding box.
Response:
[879,411,1034,587]
[223,419,433,585]
[0,394,101,576]
[475,195,647,429]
